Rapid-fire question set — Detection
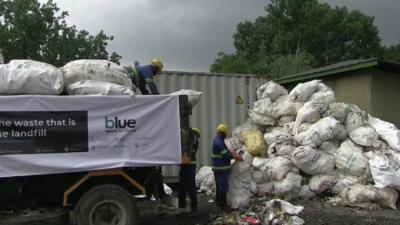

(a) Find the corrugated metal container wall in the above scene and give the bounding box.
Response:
[155,71,267,179]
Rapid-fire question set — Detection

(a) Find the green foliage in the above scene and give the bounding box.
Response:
[0,0,121,66]
[211,0,381,78]
[269,51,314,78]
[380,43,400,63]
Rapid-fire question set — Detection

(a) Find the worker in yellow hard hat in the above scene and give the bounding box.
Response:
[179,127,201,212]
[211,123,242,210]
[125,58,163,95]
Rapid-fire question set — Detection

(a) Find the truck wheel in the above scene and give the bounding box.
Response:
[74,184,140,225]
[0,208,69,225]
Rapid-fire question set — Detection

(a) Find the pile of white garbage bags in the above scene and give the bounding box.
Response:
[198,80,400,210]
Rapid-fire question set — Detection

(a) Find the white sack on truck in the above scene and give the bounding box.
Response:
[67,80,135,96]
[61,59,132,88]
[0,59,63,95]
[168,89,202,108]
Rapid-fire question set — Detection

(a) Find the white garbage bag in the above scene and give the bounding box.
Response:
[319,140,340,155]
[67,80,135,95]
[61,59,132,88]
[257,182,274,195]
[278,116,295,127]
[265,199,304,215]
[273,172,302,196]
[298,185,316,199]
[268,143,296,158]
[195,166,214,192]
[264,156,294,180]
[295,117,347,146]
[264,128,293,145]
[253,97,276,118]
[323,102,350,123]
[252,170,270,184]
[331,175,360,194]
[292,146,335,175]
[256,81,288,101]
[0,59,63,94]
[340,184,398,209]
[168,89,202,108]
[368,115,400,151]
[308,89,336,104]
[252,157,270,169]
[349,126,379,147]
[344,110,367,133]
[232,120,263,140]
[335,139,369,177]
[289,80,321,102]
[309,174,337,194]
[224,137,243,152]
[369,154,400,190]
[248,110,276,126]
[293,101,328,135]
[294,129,321,147]
[227,161,252,209]
[273,96,304,117]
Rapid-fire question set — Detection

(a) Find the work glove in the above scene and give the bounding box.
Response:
[230,150,243,161]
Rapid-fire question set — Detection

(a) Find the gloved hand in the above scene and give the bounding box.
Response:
[229,150,243,161]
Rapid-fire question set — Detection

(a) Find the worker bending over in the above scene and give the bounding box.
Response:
[125,58,163,95]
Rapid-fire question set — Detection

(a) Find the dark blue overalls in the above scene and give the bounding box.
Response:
[211,134,232,209]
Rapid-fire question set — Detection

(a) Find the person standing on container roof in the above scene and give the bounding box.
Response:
[125,58,163,95]
[178,127,200,212]
[211,124,242,210]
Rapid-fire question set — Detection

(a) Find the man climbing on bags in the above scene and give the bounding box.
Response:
[211,124,242,210]
[125,58,163,95]
[178,127,201,212]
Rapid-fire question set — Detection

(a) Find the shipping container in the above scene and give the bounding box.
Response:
[155,71,267,179]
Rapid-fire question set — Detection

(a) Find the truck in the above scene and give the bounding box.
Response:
[0,94,192,225]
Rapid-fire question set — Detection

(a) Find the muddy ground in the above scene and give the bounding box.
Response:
[139,192,400,225]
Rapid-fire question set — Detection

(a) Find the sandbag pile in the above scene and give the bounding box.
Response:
[224,80,400,209]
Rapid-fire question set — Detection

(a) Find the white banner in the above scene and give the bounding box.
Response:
[0,95,181,177]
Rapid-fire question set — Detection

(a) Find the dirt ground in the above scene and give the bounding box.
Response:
[139,192,400,225]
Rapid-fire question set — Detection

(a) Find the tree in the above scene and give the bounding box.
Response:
[0,0,121,66]
[380,43,400,63]
[269,51,314,78]
[211,0,381,78]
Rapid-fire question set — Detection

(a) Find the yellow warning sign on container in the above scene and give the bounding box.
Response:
[236,95,244,104]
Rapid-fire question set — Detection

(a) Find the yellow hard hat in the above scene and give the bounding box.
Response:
[216,124,229,134]
[151,58,163,72]
[192,127,201,136]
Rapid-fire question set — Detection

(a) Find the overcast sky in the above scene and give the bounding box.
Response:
[42,0,400,72]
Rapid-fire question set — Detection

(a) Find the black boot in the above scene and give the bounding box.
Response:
[216,191,221,208]
[190,194,198,212]
[220,191,227,210]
